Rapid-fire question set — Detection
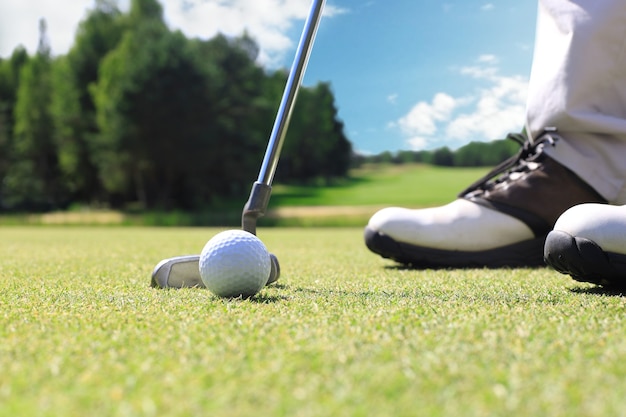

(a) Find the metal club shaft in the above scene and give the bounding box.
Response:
[258,0,326,186]
[242,0,326,235]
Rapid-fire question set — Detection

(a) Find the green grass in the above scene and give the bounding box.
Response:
[2,226,626,416]
[271,164,489,208]
[265,164,489,227]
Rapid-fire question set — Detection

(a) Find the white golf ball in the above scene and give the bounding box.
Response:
[199,230,271,298]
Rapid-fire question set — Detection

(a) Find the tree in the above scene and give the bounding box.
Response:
[3,20,61,209]
[188,33,271,202]
[91,21,226,208]
[128,0,165,24]
[0,47,29,209]
[453,139,518,166]
[310,83,352,179]
[277,81,352,183]
[50,0,124,203]
[432,147,454,166]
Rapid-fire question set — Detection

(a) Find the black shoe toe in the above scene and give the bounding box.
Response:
[544,230,626,286]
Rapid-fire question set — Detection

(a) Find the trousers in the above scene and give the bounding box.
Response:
[526,0,626,204]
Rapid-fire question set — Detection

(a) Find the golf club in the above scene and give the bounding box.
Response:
[151,0,326,288]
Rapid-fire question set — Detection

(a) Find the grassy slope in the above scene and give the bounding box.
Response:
[271,164,489,207]
[265,164,489,226]
[2,227,626,416]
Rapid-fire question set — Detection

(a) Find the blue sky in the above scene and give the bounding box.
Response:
[0,0,538,154]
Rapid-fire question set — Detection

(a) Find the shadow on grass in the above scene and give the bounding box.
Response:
[247,283,291,303]
[249,294,289,303]
[569,285,626,297]
[383,264,549,271]
[291,285,419,300]
[156,283,290,303]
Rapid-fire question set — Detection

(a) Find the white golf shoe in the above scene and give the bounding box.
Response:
[365,130,606,268]
[544,203,626,286]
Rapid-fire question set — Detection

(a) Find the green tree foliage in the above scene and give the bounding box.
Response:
[3,20,62,209]
[432,147,454,166]
[0,0,354,212]
[128,0,165,23]
[0,59,11,207]
[92,24,200,208]
[91,7,269,209]
[50,0,124,203]
[359,138,519,168]
[187,33,271,203]
[278,81,352,183]
[0,47,29,207]
[453,139,519,166]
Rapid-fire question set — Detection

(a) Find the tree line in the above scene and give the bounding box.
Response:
[0,0,352,212]
[355,138,520,167]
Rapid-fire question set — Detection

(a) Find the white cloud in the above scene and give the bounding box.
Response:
[163,0,347,65]
[407,137,428,150]
[396,56,528,150]
[460,65,498,79]
[477,54,498,64]
[481,3,494,11]
[460,55,499,78]
[397,93,458,136]
[0,0,346,66]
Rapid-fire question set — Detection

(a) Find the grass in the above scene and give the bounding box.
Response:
[270,164,489,207]
[2,226,626,416]
[264,164,490,227]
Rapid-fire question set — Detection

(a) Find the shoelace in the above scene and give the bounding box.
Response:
[458,127,559,197]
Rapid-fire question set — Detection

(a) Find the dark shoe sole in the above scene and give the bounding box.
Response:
[364,226,546,268]
[544,230,626,286]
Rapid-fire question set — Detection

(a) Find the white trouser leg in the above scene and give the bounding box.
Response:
[526,0,626,203]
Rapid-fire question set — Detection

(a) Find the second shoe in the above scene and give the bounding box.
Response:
[544,203,626,287]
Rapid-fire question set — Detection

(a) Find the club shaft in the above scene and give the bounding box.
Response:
[257,0,326,186]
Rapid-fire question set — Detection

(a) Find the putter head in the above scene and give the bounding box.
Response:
[151,255,203,288]
[151,253,280,289]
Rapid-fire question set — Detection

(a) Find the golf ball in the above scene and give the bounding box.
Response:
[199,230,271,298]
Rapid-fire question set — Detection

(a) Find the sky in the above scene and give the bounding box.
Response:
[0,0,539,154]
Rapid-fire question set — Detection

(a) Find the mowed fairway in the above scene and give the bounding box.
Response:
[2,226,626,416]
[267,164,490,226]
[271,164,490,208]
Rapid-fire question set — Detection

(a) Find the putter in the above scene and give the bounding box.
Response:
[151,0,326,289]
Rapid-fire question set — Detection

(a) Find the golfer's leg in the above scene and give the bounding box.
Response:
[538,1,626,285]
[526,0,626,204]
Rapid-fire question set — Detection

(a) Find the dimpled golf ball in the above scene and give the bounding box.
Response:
[199,230,271,298]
